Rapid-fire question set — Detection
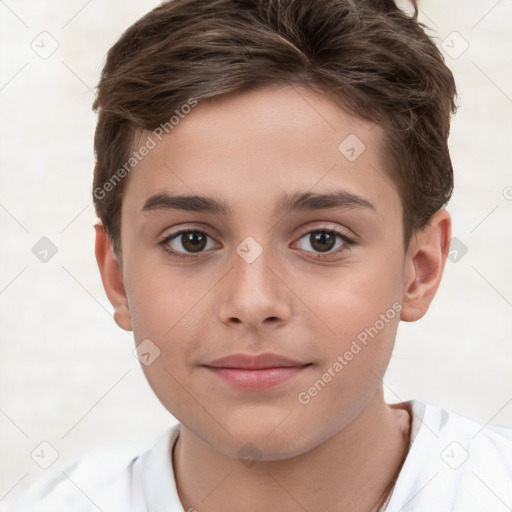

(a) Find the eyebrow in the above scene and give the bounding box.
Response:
[141,190,375,216]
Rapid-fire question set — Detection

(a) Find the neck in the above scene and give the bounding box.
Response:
[173,389,411,512]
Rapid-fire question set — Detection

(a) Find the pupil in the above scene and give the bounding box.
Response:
[183,232,206,252]
[311,232,335,252]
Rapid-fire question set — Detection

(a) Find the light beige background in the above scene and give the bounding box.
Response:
[1,0,511,503]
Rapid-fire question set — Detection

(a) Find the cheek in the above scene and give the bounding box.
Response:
[126,279,201,418]
[124,262,211,386]
[300,257,403,340]
[126,257,204,337]
[296,256,403,397]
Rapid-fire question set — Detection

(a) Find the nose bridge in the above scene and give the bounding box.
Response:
[218,235,292,328]
[234,241,274,296]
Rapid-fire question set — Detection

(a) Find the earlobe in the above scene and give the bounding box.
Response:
[94,222,132,331]
[400,209,452,322]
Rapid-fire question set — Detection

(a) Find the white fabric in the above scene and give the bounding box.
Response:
[6,400,512,512]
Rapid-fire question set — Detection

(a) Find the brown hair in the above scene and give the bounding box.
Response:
[92,0,457,258]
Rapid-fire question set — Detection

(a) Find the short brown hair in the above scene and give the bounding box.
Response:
[92,0,457,257]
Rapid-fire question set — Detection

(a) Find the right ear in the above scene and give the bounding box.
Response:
[94,221,132,331]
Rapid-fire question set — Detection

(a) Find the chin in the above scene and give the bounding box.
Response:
[199,412,328,462]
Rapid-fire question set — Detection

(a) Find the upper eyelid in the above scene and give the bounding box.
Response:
[162,224,351,240]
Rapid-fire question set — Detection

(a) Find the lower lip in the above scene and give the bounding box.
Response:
[204,366,309,390]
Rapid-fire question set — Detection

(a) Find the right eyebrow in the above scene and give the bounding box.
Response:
[141,193,234,215]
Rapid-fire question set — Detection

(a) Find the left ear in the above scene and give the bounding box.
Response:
[400,208,452,322]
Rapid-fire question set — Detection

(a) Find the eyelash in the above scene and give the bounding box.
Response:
[158,227,356,261]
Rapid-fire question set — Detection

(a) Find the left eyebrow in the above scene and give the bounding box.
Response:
[140,190,375,216]
[274,190,376,216]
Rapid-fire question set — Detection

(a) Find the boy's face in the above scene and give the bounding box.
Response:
[106,84,439,459]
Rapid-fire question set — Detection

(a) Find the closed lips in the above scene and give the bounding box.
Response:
[204,353,311,369]
[202,353,312,390]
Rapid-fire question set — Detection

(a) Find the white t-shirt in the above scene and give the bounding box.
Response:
[6,400,512,512]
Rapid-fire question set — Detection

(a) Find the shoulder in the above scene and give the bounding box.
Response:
[387,400,512,512]
[5,444,148,512]
[422,400,512,470]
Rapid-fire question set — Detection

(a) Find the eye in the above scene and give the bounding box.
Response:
[159,229,218,258]
[294,228,356,259]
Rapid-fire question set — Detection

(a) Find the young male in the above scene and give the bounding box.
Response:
[11,0,512,511]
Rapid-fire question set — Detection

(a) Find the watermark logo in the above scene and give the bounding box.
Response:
[440,440,469,469]
[32,237,58,263]
[30,31,59,59]
[31,441,59,469]
[441,31,469,60]
[338,134,366,162]
[237,442,262,467]
[447,237,468,263]
[133,338,161,366]
[236,236,263,264]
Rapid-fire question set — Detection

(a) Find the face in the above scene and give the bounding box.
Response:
[117,84,410,459]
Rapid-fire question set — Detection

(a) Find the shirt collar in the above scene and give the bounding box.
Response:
[141,423,183,512]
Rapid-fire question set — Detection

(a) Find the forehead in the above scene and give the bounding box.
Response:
[122,84,400,222]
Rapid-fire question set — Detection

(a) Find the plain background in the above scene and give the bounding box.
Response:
[1,0,511,503]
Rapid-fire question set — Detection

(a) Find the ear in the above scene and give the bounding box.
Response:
[400,209,452,322]
[94,221,132,331]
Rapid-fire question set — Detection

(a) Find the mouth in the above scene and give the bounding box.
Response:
[202,353,312,390]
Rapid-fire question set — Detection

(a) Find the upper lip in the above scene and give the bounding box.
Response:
[204,353,309,369]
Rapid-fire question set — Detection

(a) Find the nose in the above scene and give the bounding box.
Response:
[217,244,293,332]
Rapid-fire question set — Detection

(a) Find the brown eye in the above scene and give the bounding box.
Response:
[294,228,356,260]
[180,232,207,253]
[160,229,216,257]
[309,231,337,253]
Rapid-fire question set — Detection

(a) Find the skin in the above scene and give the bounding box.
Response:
[95,84,451,512]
